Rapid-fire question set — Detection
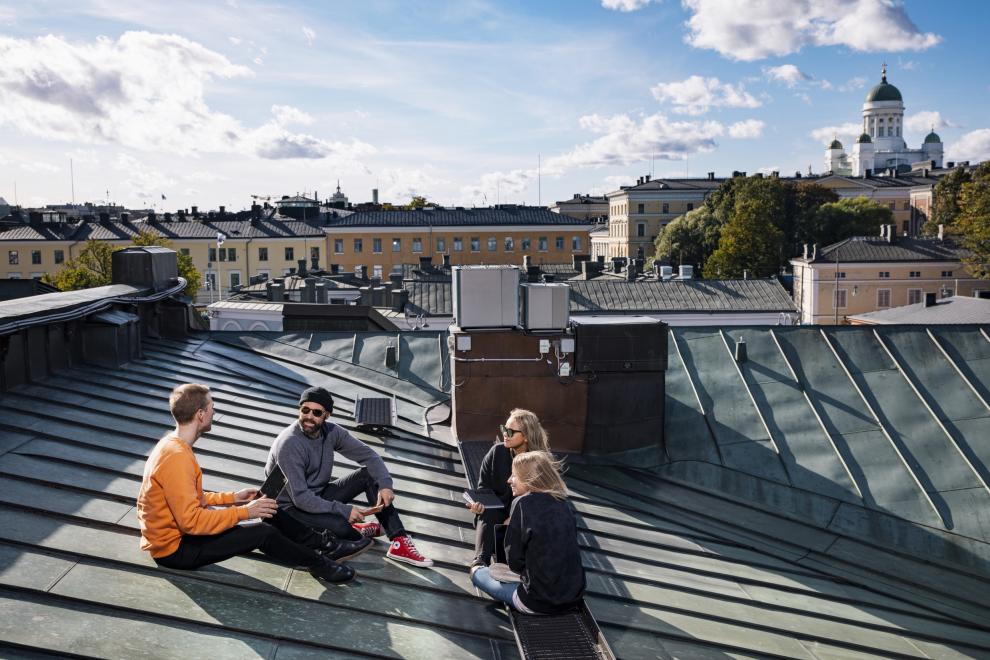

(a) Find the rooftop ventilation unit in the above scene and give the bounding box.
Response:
[354,396,397,429]
[452,265,519,328]
[520,283,570,331]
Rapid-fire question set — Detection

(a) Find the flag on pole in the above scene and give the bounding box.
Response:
[217,232,226,247]
[161,194,166,200]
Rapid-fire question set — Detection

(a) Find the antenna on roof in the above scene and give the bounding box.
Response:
[537,154,541,207]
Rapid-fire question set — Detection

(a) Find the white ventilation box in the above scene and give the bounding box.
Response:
[452,265,519,328]
[520,283,570,331]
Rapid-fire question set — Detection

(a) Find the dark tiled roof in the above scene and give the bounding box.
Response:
[406,278,795,316]
[325,207,590,228]
[849,296,990,324]
[0,223,78,241]
[2,216,328,242]
[613,177,727,194]
[3,327,990,657]
[802,236,970,263]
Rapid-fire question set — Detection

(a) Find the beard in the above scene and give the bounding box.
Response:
[301,419,322,438]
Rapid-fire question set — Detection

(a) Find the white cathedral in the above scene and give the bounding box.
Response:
[824,65,943,176]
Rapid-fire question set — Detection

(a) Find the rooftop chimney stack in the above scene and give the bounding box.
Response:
[937,224,945,241]
[372,188,379,205]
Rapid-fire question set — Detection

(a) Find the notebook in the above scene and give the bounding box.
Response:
[259,464,287,499]
[462,489,505,509]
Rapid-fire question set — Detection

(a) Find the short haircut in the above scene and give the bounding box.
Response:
[512,451,568,501]
[169,383,211,424]
[508,408,550,454]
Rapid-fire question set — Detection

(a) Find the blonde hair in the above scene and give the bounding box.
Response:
[512,451,567,501]
[508,408,550,455]
[169,383,211,424]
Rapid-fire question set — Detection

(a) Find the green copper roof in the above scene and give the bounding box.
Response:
[829,138,843,150]
[925,130,942,143]
[857,132,872,144]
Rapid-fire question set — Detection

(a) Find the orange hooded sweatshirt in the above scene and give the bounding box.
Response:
[137,435,248,558]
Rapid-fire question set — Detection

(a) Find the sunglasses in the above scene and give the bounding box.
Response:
[300,406,328,417]
[499,424,522,438]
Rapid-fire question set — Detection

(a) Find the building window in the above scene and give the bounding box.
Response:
[334,239,344,253]
[834,289,847,309]
[257,247,267,261]
[555,236,564,250]
[941,270,953,277]
[572,236,582,251]
[487,237,497,252]
[538,236,548,251]
[470,237,480,252]
[662,203,669,214]
[373,265,383,278]
[285,247,294,261]
[354,238,363,253]
[907,289,923,305]
[219,248,227,262]
[504,237,514,251]
[637,203,644,214]
[877,289,891,308]
[453,237,463,252]
[392,238,401,252]
[521,237,531,251]
[412,237,423,253]
[888,202,896,211]
[909,271,921,278]
[686,203,694,211]
[208,247,217,262]
[436,237,446,252]
[310,247,319,262]
[31,250,41,265]
[229,271,241,288]
[373,238,382,254]
[637,223,645,237]
[878,271,890,278]
[54,250,65,264]
[834,271,846,279]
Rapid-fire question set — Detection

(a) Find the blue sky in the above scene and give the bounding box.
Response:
[1,0,988,211]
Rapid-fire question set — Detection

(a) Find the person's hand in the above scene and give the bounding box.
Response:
[467,501,485,515]
[348,506,365,523]
[376,488,395,508]
[233,488,259,504]
[244,497,277,520]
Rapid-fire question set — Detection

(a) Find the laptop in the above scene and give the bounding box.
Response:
[258,464,287,499]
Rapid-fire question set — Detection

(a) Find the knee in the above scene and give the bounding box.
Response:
[470,566,489,588]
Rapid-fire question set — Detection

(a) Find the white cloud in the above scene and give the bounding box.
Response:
[810,122,862,144]
[598,175,633,194]
[228,36,242,45]
[20,160,60,173]
[683,0,941,61]
[947,129,990,163]
[728,119,764,138]
[375,167,450,204]
[601,0,657,11]
[271,104,315,126]
[302,26,316,46]
[0,32,373,162]
[904,111,958,133]
[113,153,175,200]
[651,75,760,115]
[764,64,809,87]
[837,76,867,92]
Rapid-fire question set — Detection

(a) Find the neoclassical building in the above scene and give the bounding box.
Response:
[825,65,943,176]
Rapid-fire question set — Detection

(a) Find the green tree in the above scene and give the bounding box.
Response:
[42,230,202,297]
[788,183,839,246]
[807,196,893,247]
[653,208,723,273]
[703,197,785,278]
[923,166,972,235]
[404,195,432,209]
[955,163,990,278]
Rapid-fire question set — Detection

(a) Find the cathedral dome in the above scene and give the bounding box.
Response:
[857,132,872,144]
[829,138,843,150]
[924,130,941,144]
[865,65,902,102]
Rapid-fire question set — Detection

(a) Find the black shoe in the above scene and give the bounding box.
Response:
[323,536,373,562]
[309,558,355,584]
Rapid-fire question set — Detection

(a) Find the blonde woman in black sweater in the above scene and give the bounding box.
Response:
[466,409,550,569]
[470,451,586,614]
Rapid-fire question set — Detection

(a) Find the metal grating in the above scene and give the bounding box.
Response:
[510,608,609,660]
[354,396,395,427]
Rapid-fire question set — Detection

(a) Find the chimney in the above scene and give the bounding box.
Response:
[389,272,403,290]
[523,254,532,269]
[121,213,130,224]
[99,212,110,224]
[743,269,749,280]
[708,171,715,181]
[441,254,451,269]
[359,265,369,280]
[315,281,328,304]
[924,292,937,307]
[611,257,623,272]
[596,254,605,266]
[303,277,317,303]
[177,209,186,222]
[678,264,694,279]
[219,205,226,216]
[372,188,379,205]
[734,337,747,363]
[580,260,600,279]
[937,224,944,241]
[572,253,590,269]
[191,205,199,217]
[526,265,541,283]
[947,161,955,168]
[626,262,637,281]
[391,288,409,312]
[147,211,156,222]
[269,282,285,301]
[330,263,340,275]
[418,256,433,271]
[298,259,308,276]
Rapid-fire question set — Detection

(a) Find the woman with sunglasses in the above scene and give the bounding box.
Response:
[466,408,550,569]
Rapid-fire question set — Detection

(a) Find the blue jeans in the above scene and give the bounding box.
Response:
[471,566,518,606]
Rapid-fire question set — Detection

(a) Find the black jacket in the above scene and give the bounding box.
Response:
[505,491,586,614]
[477,443,514,508]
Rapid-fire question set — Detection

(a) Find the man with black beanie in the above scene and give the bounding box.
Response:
[265,386,433,568]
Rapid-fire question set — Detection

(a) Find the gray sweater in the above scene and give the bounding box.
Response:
[266,420,394,519]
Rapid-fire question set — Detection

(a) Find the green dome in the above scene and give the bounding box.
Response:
[924,130,941,144]
[857,132,872,144]
[865,69,902,102]
[829,138,843,150]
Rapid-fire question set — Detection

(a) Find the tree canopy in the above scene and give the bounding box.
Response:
[808,197,892,248]
[923,165,972,235]
[43,230,202,297]
[703,194,785,278]
[953,163,990,278]
[652,207,724,273]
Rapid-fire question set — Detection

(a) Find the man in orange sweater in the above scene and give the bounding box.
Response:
[137,382,355,583]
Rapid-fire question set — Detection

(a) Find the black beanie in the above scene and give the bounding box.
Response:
[299,386,334,413]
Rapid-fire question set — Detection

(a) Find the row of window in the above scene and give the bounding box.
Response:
[610,202,694,216]
[8,250,65,266]
[835,270,954,279]
[833,287,953,309]
[331,236,583,255]
[203,246,321,263]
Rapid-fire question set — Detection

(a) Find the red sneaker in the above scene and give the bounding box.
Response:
[352,521,384,539]
[385,535,434,567]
